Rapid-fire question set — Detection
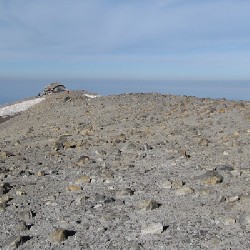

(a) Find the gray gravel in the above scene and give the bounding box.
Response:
[0,91,250,249]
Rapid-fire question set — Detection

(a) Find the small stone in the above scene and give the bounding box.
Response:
[230,170,241,177]
[116,188,134,198]
[171,180,185,189]
[216,165,234,172]
[16,190,27,196]
[129,243,143,250]
[18,210,33,221]
[93,204,103,209]
[238,148,243,153]
[175,186,194,196]
[76,156,90,166]
[50,228,67,243]
[66,185,82,192]
[0,194,9,212]
[18,221,28,232]
[227,195,240,203]
[218,195,227,203]
[200,188,215,196]
[138,200,160,211]
[158,180,172,189]
[234,131,240,136]
[75,175,91,184]
[0,151,14,159]
[75,195,88,205]
[101,172,114,183]
[141,222,164,235]
[45,201,58,206]
[179,150,190,158]
[223,151,229,156]
[223,217,236,226]
[238,213,250,226]
[199,138,210,146]
[94,193,107,203]
[37,171,45,177]
[0,185,4,196]
[99,213,117,223]
[0,194,10,204]
[198,171,223,185]
[63,141,77,149]
[240,168,250,177]
[239,194,250,203]
[0,202,6,213]
[0,183,12,195]
[111,134,126,144]
[120,142,137,152]
[2,235,26,250]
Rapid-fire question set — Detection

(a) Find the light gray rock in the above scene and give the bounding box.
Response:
[141,222,164,235]
[116,188,134,198]
[2,235,29,250]
[223,217,236,225]
[196,171,223,185]
[138,199,160,211]
[239,213,250,226]
[158,179,172,189]
[175,186,194,196]
[50,228,66,243]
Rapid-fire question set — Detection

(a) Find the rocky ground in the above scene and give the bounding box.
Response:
[0,91,250,249]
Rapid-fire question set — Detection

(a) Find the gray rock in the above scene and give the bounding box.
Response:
[120,142,137,152]
[2,235,30,250]
[0,194,10,204]
[138,199,160,211]
[75,175,91,184]
[171,180,185,189]
[0,183,11,195]
[49,228,67,243]
[216,165,234,172]
[239,213,250,226]
[75,194,88,205]
[116,188,134,198]
[175,186,194,196]
[198,138,210,146]
[18,221,28,232]
[0,151,14,159]
[18,210,34,221]
[223,217,236,225]
[157,179,172,189]
[196,171,223,185]
[0,202,6,213]
[76,155,90,166]
[141,222,164,235]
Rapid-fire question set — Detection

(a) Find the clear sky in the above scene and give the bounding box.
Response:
[0,0,250,103]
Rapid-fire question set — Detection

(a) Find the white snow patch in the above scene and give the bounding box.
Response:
[83,94,100,98]
[0,97,45,117]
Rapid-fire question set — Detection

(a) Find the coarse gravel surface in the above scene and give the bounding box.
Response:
[0,90,250,249]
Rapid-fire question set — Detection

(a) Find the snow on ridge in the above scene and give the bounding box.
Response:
[83,93,100,98]
[0,92,99,118]
[0,97,45,117]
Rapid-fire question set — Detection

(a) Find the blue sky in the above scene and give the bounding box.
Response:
[0,0,250,103]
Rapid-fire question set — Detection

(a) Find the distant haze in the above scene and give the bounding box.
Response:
[0,1,250,104]
[0,77,249,105]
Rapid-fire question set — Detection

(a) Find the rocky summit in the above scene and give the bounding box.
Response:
[0,91,250,249]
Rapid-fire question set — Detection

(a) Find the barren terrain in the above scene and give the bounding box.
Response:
[0,91,250,249]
